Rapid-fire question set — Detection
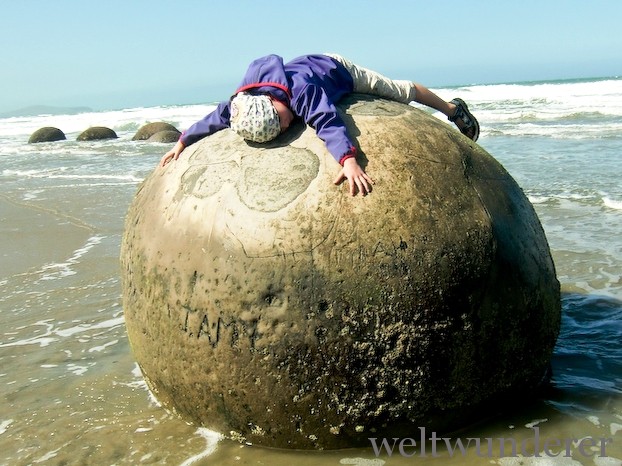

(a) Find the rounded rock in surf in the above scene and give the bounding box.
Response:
[28,126,66,143]
[132,122,180,141]
[147,130,182,143]
[76,126,118,141]
[120,94,561,450]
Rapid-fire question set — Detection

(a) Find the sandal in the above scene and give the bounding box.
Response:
[448,98,480,142]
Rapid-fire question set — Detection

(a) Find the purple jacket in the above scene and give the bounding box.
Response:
[180,54,356,164]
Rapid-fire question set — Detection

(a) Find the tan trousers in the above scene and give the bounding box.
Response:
[324,53,416,103]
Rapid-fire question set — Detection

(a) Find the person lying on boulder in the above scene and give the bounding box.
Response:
[160,53,480,196]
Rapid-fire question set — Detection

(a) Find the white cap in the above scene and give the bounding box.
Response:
[230,92,280,143]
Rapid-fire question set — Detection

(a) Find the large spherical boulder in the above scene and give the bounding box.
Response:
[77,126,117,141]
[132,122,180,141]
[121,95,560,450]
[28,127,66,143]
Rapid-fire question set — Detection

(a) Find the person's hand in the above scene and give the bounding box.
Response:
[160,140,186,167]
[333,157,374,196]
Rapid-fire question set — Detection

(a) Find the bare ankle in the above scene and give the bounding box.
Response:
[446,102,457,118]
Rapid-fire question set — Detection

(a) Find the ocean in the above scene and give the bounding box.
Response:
[1,77,621,465]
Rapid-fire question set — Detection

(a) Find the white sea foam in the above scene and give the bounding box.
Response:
[54,316,124,338]
[439,78,622,118]
[38,235,104,281]
[525,419,548,428]
[1,168,142,183]
[497,456,583,465]
[66,363,94,376]
[131,362,142,378]
[528,195,552,204]
[340,459,386,466]
[0,103,217,139]
[433,78,622,138]
[603,197,622,210]
[587,415,601,426]
[0,419,13,435]
[0,320,57,348]
[114,363,162,408]
[594,457,622,466]
[178,428,223,466]
[0,77,620,142]
[88,338,119,353]
[0,315,124,350]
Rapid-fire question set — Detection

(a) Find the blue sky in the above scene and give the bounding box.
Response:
[1,0,621,113]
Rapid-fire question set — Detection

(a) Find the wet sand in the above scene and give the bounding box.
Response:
[0,195,94,280]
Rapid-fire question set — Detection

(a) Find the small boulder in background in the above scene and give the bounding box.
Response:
[132,122,180,141]
[147,130,181,143]
[28,127,66,144]
[77,126,118,141]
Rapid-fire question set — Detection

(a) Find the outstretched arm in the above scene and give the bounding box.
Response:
[160,101,231,167]
[293,84,374,195]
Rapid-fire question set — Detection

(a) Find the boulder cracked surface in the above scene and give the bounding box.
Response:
[121,95,560,450]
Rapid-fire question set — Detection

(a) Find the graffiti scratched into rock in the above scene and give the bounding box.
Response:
[170,304,261,349]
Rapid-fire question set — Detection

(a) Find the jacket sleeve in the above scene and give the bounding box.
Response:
[292,83,356,164]
[179,101,231,147]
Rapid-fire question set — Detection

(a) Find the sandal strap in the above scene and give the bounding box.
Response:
[448,98,480,142]
[448,98,472,125]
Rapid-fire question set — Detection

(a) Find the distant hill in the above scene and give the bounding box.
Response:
[0,105,93,118]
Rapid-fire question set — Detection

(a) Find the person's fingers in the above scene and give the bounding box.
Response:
[161,150,181,167]
[355,175,372,196]
[334,168,374,196]
[361,180,370,195]
[333,169,346,185]
[163,155,171,166]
